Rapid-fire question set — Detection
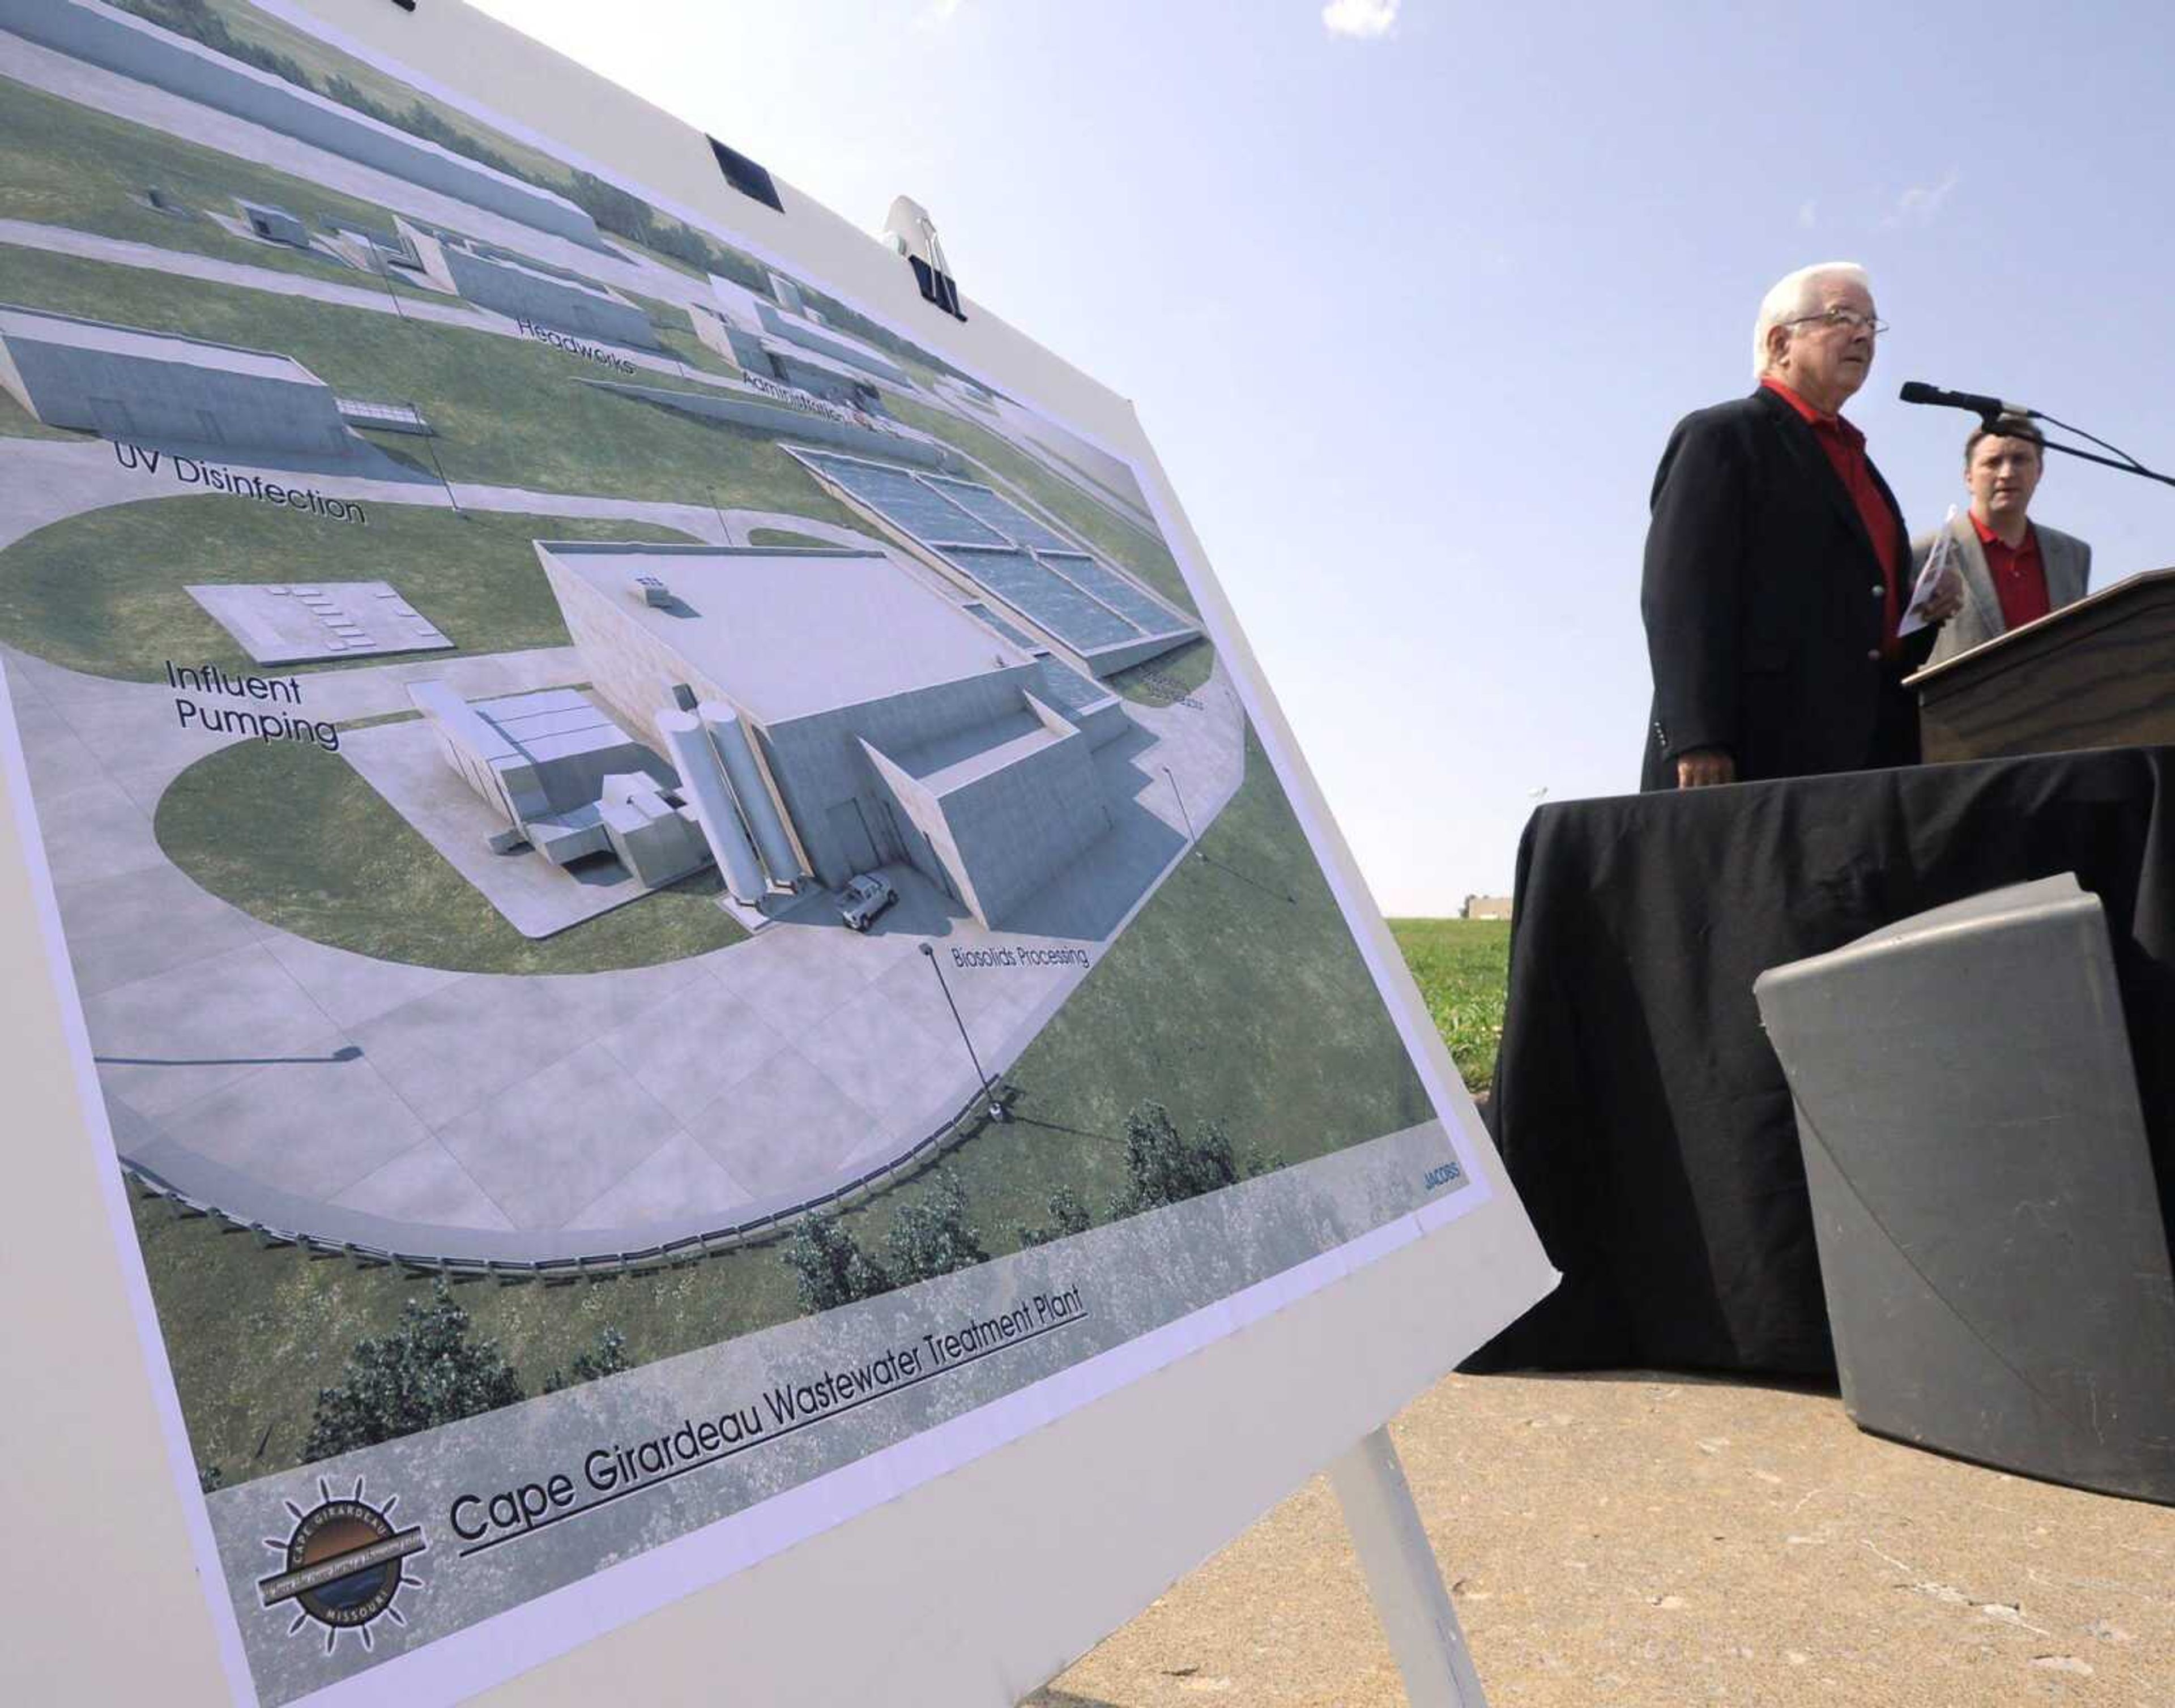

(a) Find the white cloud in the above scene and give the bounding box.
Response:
[1323,0,1400,39]
[1796,199,1818,230]
[917,0,965,28]
[1883,168,1960,228]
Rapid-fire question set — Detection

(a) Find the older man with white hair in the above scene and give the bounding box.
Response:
[1639,262,1961,790]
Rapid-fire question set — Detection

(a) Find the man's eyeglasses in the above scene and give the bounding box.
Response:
[1785,306,1890,336]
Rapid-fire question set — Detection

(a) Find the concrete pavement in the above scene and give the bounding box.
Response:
[1032,1369,2175,1707]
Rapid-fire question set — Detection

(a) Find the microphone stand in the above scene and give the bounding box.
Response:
[2030,411,2175,490]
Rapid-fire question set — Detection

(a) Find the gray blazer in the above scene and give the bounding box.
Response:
[1910,512,2091,667]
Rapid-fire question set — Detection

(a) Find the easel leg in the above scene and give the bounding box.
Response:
[1328,1425,1489,1707]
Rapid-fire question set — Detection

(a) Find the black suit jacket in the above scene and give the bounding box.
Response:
[1639,386,1934,791]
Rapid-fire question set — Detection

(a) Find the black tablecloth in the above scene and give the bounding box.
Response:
[1469,746,2175,1376]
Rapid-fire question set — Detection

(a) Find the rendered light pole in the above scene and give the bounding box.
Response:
[1163,765,1202,857]
[918,942,1007,1123]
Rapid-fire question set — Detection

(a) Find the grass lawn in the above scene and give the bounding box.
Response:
[746,527,845,548]
[1107,637,1217,708]
[131,1185,805,1488]
[111,0,580,195]
[0,248,872,519]
[839,721,1437,1259]
[155,735,747,974]
[0,73,429,293]
[885,393,1196,617]
[1385,917,1511,1095]
[0,497,694,681]
[0,386,91,443]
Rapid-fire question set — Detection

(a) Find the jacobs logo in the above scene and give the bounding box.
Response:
[257,1477,427,1654]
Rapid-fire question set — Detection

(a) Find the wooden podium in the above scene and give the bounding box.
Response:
[1909,567,2175,762]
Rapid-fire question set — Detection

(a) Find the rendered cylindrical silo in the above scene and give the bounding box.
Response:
[658,709,765,904]
[700,701,801,884]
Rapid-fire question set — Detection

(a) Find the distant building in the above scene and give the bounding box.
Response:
[399,219,659,349]
[0,303,353,454]
[1462,894,1514,920]
[236,199,309,248]
[538,542,1120,928]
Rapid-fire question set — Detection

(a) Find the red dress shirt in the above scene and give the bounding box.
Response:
[1761,377,1904,654]
[1969,511,2051,631]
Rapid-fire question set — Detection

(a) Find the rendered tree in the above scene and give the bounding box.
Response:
[782,1211,893,1313]
[886,1170,991,1285]
[1110,1101,1256,1218]
[303,1282,526,1459]
[1016,1185,1094,1250]
[543,1326,633,1394]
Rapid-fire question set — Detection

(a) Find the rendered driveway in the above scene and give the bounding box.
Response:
[3,635,1244,1262]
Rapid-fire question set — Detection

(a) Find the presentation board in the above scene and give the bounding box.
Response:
[0,4,1555,1704]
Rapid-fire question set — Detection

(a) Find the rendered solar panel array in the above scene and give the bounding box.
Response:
[1032,656,1115,718]
[924,476,1072,552]
[801,449,1189,655]
[805,454,1009,546]
[945,546,1141,648]
[962,601,1039,650]
[1040,552,1178,635]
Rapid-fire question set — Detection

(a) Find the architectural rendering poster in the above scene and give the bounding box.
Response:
[0,4,1490,1702]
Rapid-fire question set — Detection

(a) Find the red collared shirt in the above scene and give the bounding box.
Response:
[1761,377,1904,655]
[1969,511,2050,631]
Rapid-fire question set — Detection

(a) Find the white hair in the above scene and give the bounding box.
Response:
[1752,261,1871,378]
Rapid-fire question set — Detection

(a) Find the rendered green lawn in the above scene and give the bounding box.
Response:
[745,526,846,549]
[110,0,579,194]
[843,723,1438,1256]
[1108,637,1217,707]
[0,497,693,681]
[156,734,747,975]
[133,726,1453,1481]
[0,248,871,516]
[0,73,429,292]
[1385,917,1511,1095]
[0,384,88,442]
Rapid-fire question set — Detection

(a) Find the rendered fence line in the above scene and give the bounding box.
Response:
[121,1078,1007,1275]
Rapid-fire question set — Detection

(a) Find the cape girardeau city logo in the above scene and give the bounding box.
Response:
[257,1476,427,1654]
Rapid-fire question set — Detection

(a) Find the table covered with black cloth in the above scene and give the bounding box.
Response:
[1467,746,2175,1376]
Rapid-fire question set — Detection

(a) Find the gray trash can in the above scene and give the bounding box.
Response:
[1754,873,2175,1504]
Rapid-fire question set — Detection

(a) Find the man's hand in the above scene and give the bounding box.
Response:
[1917,563,1965,625]
[1675,748,1737,788]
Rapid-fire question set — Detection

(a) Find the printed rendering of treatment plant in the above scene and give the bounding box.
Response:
[0,0,1451,1495]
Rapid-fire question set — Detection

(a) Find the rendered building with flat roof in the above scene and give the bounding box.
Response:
[408,683,706,886]
[236,199,309,248]
[697,304,885,412]
[0,303,353,454]
[399,220,659,349]
[752,297,913,389]
[538,542,1116,927]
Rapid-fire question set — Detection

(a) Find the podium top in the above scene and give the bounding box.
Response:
[1906,565,2175,689]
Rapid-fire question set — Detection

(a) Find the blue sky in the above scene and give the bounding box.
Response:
[476,0,2174,914]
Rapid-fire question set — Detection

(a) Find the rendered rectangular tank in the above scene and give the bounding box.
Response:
[0,304,353,455]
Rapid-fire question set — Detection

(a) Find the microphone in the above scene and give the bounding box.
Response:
[1899,381,2036,421]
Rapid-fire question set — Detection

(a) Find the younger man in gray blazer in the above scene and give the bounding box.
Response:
[1914,416,2091,667]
